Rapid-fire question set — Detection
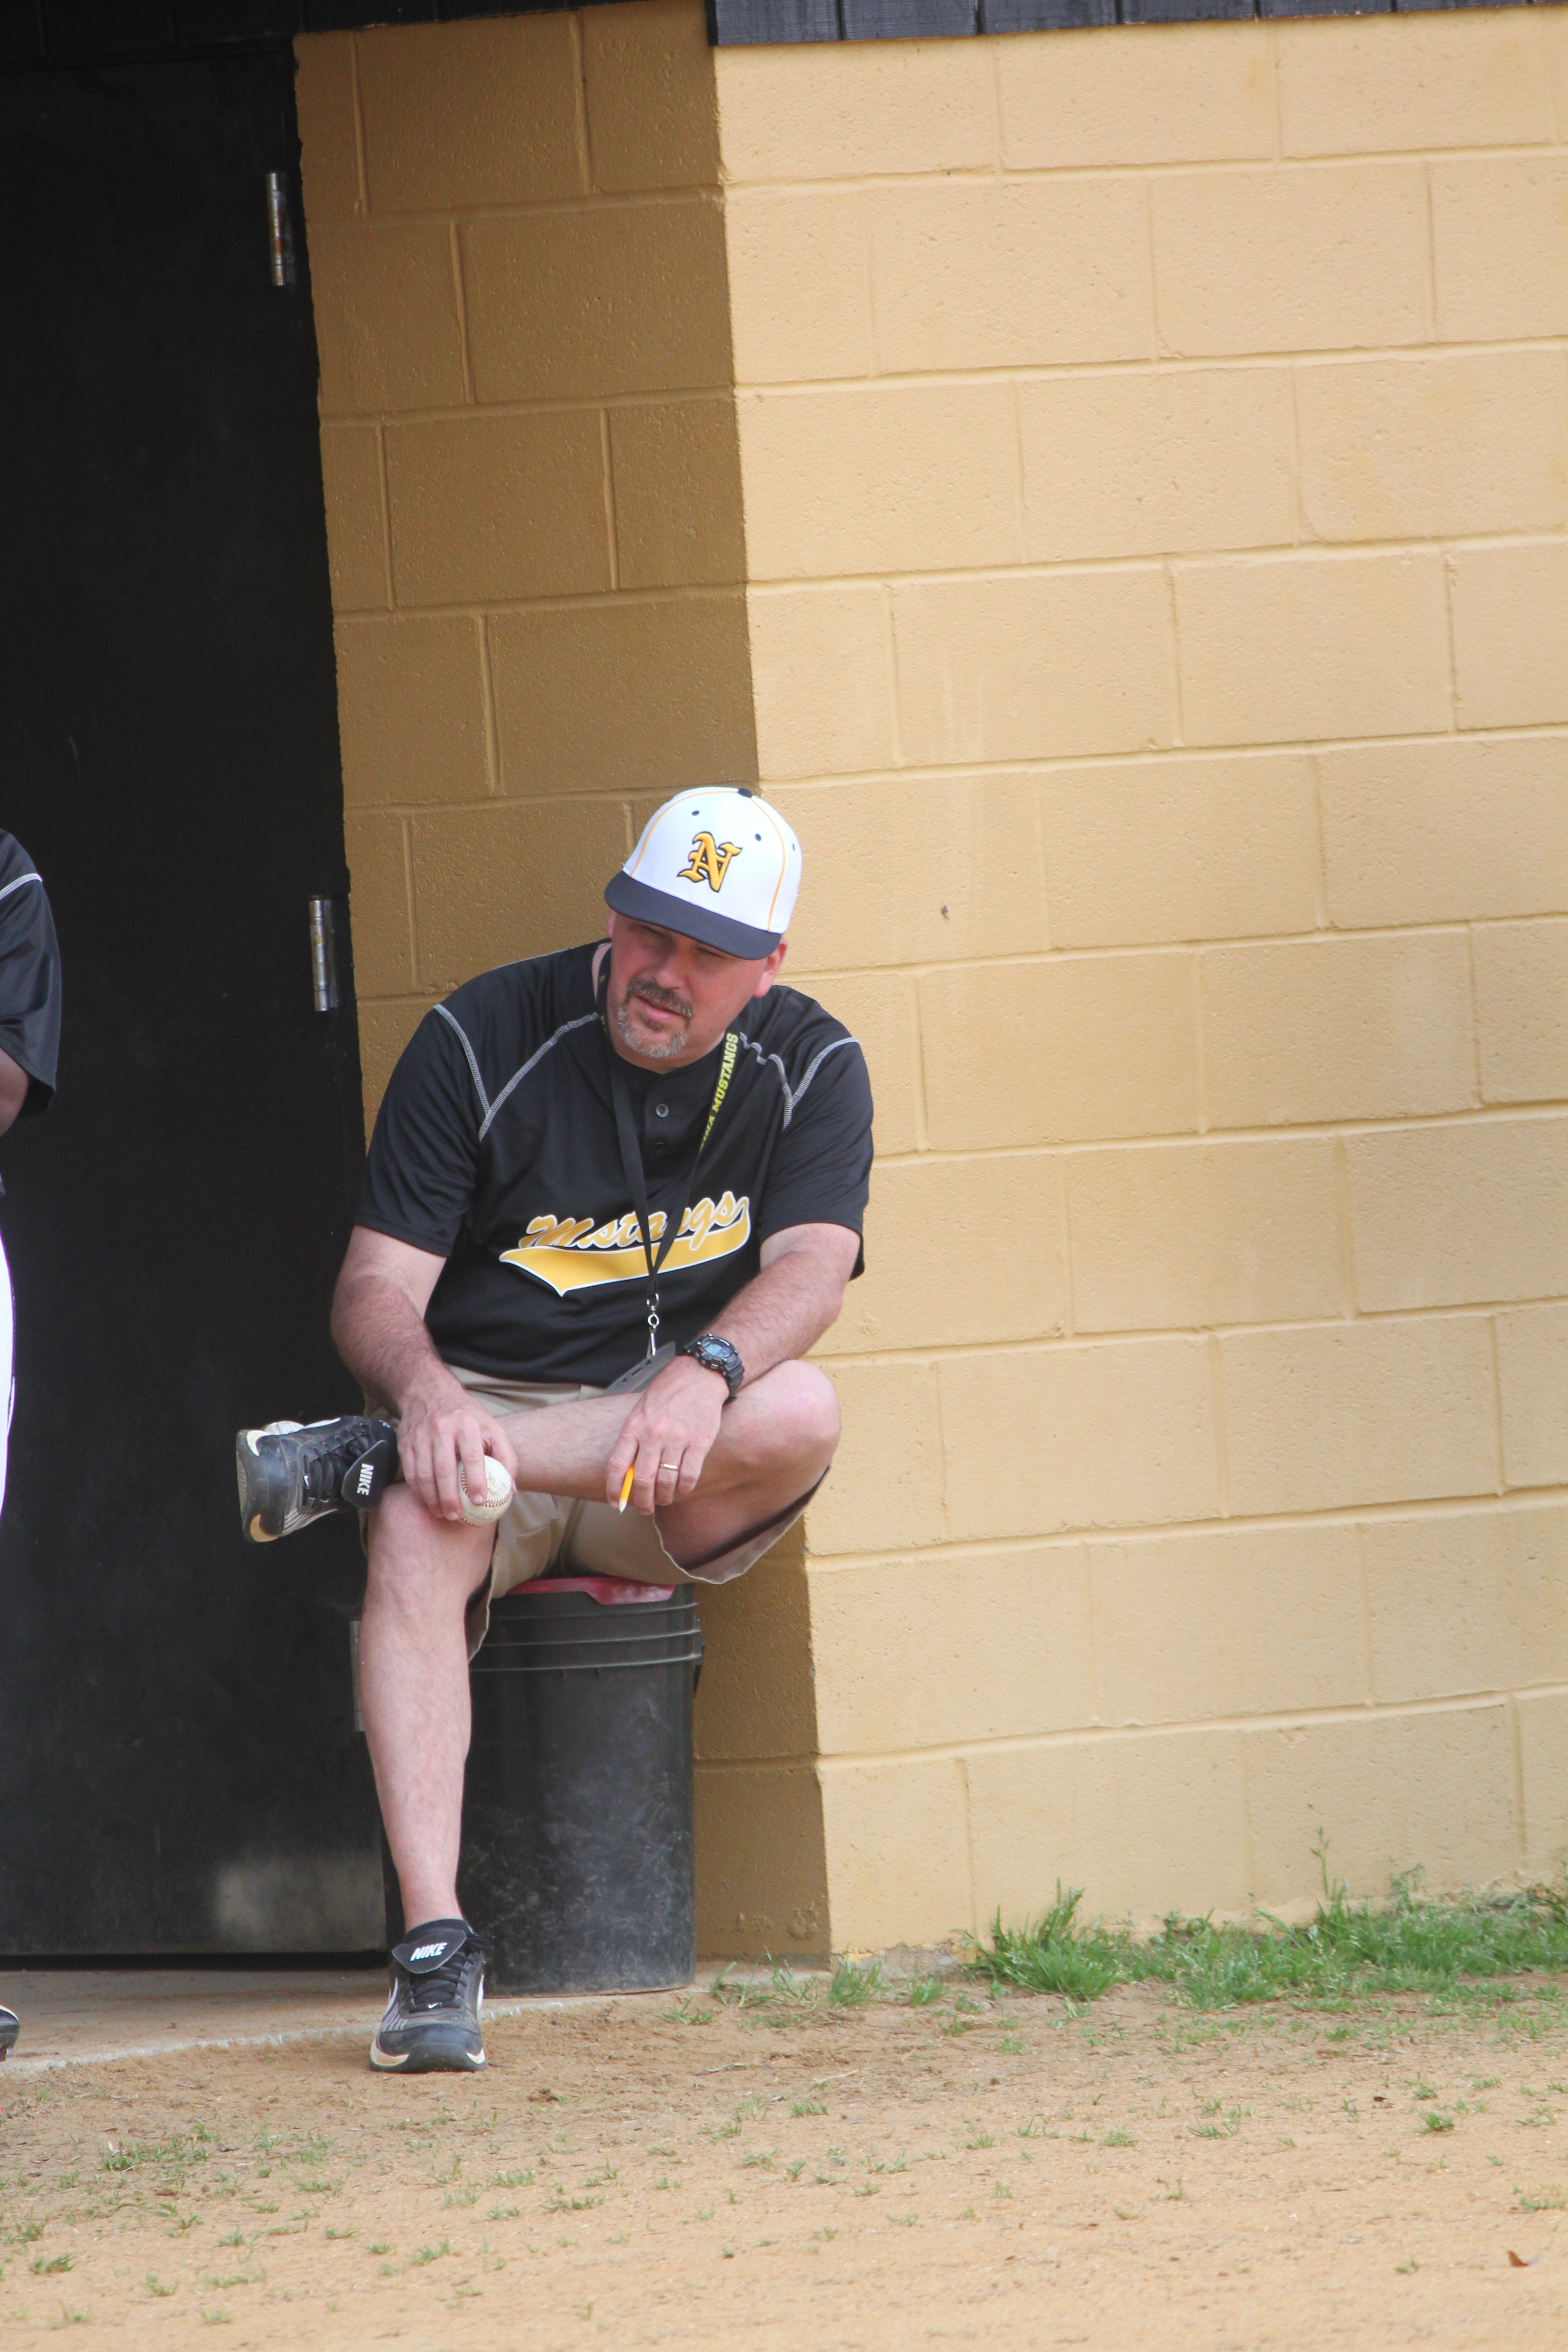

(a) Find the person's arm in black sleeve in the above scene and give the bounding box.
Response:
[605,1033,873,1509]
[0,843,62,1138]
[753,1033,874,1274]
[697,1031,873,1372]
[331,1006,520,1521]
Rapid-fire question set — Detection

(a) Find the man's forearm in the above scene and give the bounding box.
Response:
[331,1270,461,1418]
[704,1248,848,1389]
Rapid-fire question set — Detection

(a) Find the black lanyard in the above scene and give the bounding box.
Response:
[603,989,739,1360]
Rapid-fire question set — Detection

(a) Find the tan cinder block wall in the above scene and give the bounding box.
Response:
[715,5,1568,1946]
[294,0,755,1123]
[294,5,830,1958]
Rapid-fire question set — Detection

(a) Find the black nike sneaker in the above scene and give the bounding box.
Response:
[235,1415,399,1544]
[0,2005,18,2058]
[370,1920,488,2074]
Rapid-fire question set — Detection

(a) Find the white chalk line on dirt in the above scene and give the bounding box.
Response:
[0,1990,663,2078]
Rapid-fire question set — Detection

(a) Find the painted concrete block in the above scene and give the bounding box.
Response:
[942,1336,1220,1541]
[921,952,1198,1150]
[1042,754,1320,947]
[1200,932,1474,1127]
[1220,1316,1497,1517]
[1346,1116,1568,1312]
[1364,1501,1568,1705]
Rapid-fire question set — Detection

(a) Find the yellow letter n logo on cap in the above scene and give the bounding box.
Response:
[678,832,742,893]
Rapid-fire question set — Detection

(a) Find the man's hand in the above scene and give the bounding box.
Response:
[395,1372,520,1525]
[333,1230,521,1524]
[606,1355,728,1516]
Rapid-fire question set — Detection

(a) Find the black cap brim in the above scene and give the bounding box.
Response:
[604,872,782,958]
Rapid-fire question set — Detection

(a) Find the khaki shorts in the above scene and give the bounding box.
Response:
[446,1362,823,1657]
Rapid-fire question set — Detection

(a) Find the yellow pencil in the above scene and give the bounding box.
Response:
[617,1463,635,1514]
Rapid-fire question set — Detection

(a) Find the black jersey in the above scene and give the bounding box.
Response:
[356,943,874,1387]
[0,834,61,1115]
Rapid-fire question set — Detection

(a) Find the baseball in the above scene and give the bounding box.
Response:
[457,1457,514,1527]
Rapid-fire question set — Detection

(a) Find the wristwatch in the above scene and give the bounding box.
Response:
[679,1332,744,1401]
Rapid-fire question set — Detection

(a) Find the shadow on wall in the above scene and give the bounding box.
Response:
[295,0,758,1125]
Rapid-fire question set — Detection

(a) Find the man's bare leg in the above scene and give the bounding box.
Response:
[358,1486,491,1928]
[358,1359,837,1929]
[493,1360,841,1566]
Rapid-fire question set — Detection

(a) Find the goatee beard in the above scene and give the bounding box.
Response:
[614,992,690,1061]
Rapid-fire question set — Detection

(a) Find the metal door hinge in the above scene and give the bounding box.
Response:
[309,897,340,1013]
[266,172,297,289]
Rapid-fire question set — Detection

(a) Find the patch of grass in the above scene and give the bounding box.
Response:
[966,1887,1126,2000]
[761,1960,821,2013]
[408,2241,451,2267]
[828,1957,882,2008]
[100,2129,211,2178]
[965,1862,1568,2014]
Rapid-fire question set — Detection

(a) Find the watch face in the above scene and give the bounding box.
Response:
[689,1335,741,1391]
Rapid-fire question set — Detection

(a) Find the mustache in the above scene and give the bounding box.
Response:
[626,978,693,1021]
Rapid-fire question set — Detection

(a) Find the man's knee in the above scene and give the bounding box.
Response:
[754,1360,840,1469]
[365,1482,490,1614]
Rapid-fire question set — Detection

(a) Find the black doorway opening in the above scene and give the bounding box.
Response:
[0,42,381,1955]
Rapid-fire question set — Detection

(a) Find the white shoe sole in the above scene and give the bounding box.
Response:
[368,2035,486,2073]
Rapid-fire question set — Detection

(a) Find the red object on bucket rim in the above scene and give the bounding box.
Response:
[521,1575,677,1606]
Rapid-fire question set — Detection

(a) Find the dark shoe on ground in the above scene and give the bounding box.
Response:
[370,1920,487,2074]
[0,2005,18,2058]
[235,1415,399,1544]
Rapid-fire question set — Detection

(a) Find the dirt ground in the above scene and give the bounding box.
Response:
[3,1974,1568,2350]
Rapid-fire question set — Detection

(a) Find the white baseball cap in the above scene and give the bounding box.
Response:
[606,787,802,958]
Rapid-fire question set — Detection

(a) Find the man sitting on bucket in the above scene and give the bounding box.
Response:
[235,789,872,2075]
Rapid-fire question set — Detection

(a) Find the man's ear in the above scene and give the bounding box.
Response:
[751,940,788,1000]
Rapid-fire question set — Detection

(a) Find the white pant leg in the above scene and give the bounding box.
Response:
[0,1229,12,1521]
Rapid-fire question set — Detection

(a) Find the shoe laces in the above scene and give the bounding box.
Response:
[409,1933,482,2011]
[299,1426,360,1504]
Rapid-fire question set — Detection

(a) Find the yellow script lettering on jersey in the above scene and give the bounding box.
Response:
[500,1192,751,1297]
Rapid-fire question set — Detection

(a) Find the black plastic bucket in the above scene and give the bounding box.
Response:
[453,1579,702,1997]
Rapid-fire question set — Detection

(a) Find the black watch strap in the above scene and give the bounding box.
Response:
[679,1333,744,1400]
